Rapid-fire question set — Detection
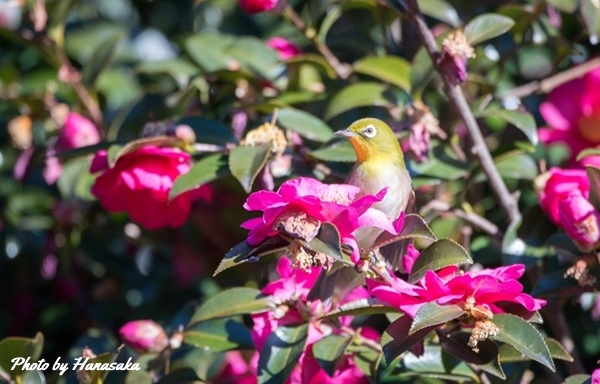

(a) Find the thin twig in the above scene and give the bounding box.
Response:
[404,0,519,224]
[283,4,351,79]
[421,200,502,237]
[499,57,600,99]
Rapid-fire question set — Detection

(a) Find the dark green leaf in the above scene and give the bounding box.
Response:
[545,337,574,362]
[184,34,235,73]
[490,314,555,371]
[478,356,506,380]
[284,54,336,79]
[408,239,473,283]
[85,346,123,384]
[476,108,537,145]
[277,108,334,142]
[213,237,289,276]
[0,333,44,380]
[400,345,477,381]
[176,116,236,146]
[464,13,516,45]
[155,368,202,384]
[440,332,498,365]
[81,29,125,86]
[325,82,390,120]
[170,154,229,201]
[111,136,182,166]
[353,56,411,92]
[313,334,353,376]
[409,144,469,181]
[184,318,254,352]
[369,213,437,252]
[348,342,382,380]
[472,150,538,182]
[229,143,271,193]
[410,303,465,334]
[586,166,600,212]
[303,223,342,260]
[190,287,270,324]
[382,315,437,364]
[257,323,309,384]
[322,298,400,319]
[417,0,460,26]
[136,58,200,85]
[309,140,356,162]
[54,141,114,160]
[57,158,96,201]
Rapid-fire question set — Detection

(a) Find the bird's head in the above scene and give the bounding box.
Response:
[335,118,405,166]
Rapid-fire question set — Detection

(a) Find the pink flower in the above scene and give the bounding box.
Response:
[593,368,600,384]
[90,146,195,230]
[119,320,169,353]
[536,167,589,224]
[242,177,399,261]
[558,191,600,252]
[267,37,302,60]
[239,0,278,14]
[301,347,369,384]
[56,112,100,151]
[368,263,545,319]
[438,30,475,85]
[214,351,257,384]
[539,66,600,166]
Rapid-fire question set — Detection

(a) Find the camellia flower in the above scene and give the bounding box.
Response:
[539,66,600,166]
[56,112,101,151]
[558,190,600,252]
[241,177,400,264]
[239,0,278,14]
[119,320,169,353]
[251,257,376,383]
[267,37,302,60]
[90,145,196,230]
[438,30,475,85]
[402,101,445,163]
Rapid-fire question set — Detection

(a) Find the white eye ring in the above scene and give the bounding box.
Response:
[362,125,377,138]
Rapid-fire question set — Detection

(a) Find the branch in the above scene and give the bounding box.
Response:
[404,0,520,224]
[499,57,600,99]
[421,200,502,237]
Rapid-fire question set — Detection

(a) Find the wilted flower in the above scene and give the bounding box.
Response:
[539,66,600,166]
[241,177,400,263]
[119,320,169,353]
[239,0,278,14]
[402,101,445,162]
[90,146,197,230]
[438,30,475,85]
[267,37,302,60]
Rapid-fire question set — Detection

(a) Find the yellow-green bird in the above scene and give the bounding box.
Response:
[335,118,413,266]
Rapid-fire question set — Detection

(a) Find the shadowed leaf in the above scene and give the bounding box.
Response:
[322,298,400,319]
[410,303,465,334]
[184,318,254,352]
[325,82,390,120]
[586,166,600,212]
[370,213,437,252]
[170,154,229,201]
[382,315,437,364]
[229,143,271,193]
[353,56,411,92]
[313,334,353,376]
[190,287,270,324]
[258,323,309,384]
[408,239,472,283]
[440,332,498,365]
[213,237,288,276]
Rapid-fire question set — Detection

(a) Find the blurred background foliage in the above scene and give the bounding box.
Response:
[2,0,600,382]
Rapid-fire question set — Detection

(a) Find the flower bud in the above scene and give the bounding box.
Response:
[558,191,600,252]
[267,37,301,60]
[239,0,278,14]
[119,320,169,353]
[56,112,100,151]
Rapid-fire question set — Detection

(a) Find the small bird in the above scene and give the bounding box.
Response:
[307,118,413,301]
[335,118,413,266]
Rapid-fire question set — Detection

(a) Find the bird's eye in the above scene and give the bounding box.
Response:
[362,125,377,138]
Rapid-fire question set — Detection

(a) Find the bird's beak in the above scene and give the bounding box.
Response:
[334,129,357,138]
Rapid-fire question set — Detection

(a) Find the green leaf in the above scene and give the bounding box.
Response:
[85,346,123,384]
[257,323,309,384]
[176,116,236,146]
[325,82,390,120]
[277,108,334,142]
[472,150,538,183]
[309,140,357,162]
[369,213,437,252]
[498,336,573,363]
[408,239,473,283]
[586,166,600,212]
[563,374,592,384]
[110,136,182,166]
[284,54,336,79]
[190,287,270,324]
[544,337,574,362]
[0,333,44,380]
[440,332,498,365]
[382,315,438,364]
[464,13,516,45]
[81,29,125,86]
[476,108,538,145]
[312,334,353,376]
[409,144,469,181]
[545,0,578,12]
[582,0,600,44]
[54,141,114,160]
[136,58,200,85]
[57,158,96,201]
[213,237,288,276]
[399,345,478,381]
[417,0,460,26]
[169,154,229,201]
[410,303,465,334]
[184,318,254,352]
[229,143,271,193]
[490,314,555,371]
[348,341,382,380]
[322,298,400,319]
[353,56,411,92]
